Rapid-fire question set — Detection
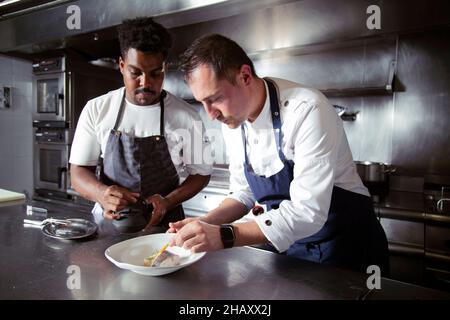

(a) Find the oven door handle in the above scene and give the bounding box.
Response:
[54,93,59,116]
[54,93,64,116]
[58,166,67,189]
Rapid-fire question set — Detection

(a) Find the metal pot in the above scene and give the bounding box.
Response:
[112,200,153,233]
[354,161,396,183]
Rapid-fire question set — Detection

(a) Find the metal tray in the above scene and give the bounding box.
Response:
[42,218,97,240]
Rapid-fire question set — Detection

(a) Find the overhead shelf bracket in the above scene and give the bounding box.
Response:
[320,60,397,97]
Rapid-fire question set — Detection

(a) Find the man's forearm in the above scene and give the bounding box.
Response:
[201,198,250,225]
[233,220,269,247]
[70,164,105,203]
[165,174,210,210]
[205,200,269,246]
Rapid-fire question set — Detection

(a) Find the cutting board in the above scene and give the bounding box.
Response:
[0,188,26,203]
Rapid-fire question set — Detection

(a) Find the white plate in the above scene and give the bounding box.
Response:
[104,233,206,276]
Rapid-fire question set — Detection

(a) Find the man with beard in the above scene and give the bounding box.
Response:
[69,17,212,230]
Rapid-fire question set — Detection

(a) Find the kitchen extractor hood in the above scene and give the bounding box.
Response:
[0,0,297,57]
[0,0,73,18]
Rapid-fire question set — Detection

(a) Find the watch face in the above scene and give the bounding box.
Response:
[220,224,235,248]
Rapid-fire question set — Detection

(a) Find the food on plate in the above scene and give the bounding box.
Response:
[143,243,181,267]
[150,251,181,267]
[143,251,159,267]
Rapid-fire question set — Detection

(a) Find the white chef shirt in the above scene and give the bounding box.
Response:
[224,77,369,253]
[69,87,213,177]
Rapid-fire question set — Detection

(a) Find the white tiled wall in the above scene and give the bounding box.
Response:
[0,54,33,198]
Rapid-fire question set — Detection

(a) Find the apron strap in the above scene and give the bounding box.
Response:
[159,90,166,136]
[240,123,250,165]
[240,78,286,165]
[265,78,286,161]
[112,89,127,132]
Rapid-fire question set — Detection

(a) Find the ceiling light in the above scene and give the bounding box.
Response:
[0,0,22,8]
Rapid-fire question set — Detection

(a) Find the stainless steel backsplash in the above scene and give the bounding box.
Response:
[163,0,450,177]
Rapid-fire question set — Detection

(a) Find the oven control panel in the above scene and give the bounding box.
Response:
[32,57,64,74]
[35,128,72,144]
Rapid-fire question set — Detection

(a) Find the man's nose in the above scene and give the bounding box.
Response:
[140,74,152,88]
[205,104,220,121]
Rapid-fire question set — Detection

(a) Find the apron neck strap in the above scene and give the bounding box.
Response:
[241,78,285,164]
[112,89,166,136]
[265,78,284,159]
[159,90,166,136]
[241,123,250,164]
[113,89,127,131]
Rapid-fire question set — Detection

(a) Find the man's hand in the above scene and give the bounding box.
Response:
[170,220,223,253]
[103,210,125,220]
[167,217,200,233]
[146,194,171,225]
[97,185,139,220]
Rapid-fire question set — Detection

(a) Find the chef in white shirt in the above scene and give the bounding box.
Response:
[69,17,212,232]
[169,34,389,275]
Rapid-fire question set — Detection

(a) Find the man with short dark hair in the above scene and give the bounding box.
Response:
[70,18,211,230]
[170,34,389,275]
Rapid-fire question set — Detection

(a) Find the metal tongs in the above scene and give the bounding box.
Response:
[23,218,71,228]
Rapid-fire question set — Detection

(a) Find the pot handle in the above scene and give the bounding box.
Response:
[437,198,450,214]
[382,167,396,174]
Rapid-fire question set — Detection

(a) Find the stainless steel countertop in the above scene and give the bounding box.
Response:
[1,200,449,300]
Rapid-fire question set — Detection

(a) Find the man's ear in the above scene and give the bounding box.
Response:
[119,56,125,75]
[239,64,252,86]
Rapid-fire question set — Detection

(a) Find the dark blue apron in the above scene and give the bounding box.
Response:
[99,89,184,231]
[241,79,389,275]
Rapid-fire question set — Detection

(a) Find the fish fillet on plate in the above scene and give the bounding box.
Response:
[105,233,206,276]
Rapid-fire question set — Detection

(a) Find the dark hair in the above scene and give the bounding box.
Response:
[117,17,172,59]
[179,34,257,84]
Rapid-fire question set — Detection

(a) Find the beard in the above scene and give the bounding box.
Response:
[133,87,159,105]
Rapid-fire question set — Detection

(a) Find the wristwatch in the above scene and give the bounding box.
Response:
[220,224,235,249]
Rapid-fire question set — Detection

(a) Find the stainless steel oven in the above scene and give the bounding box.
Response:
[33,128,71,195]
[33,56,122,128]
[33,57,68,123]
[31,55,122,200]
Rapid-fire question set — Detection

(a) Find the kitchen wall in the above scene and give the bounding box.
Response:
[251,38,396,166]
[164,0,450,179]
[0,54,33,197]
[393,30,450,176]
